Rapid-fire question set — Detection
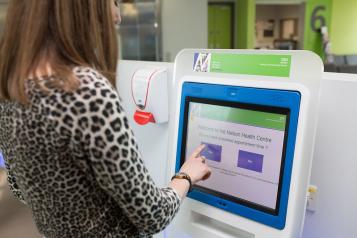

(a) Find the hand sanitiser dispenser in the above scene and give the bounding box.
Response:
[166,50,323,238]
[131,68,168,125]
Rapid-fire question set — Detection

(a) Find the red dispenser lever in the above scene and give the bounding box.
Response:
[134,110,156,125]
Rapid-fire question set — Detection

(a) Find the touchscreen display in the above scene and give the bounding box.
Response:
[182,97,290,214]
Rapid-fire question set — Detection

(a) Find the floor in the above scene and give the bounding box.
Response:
[0,169,41,238]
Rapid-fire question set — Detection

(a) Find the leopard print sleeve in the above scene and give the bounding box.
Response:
[4,160,27,204]
[46,68,181,236]
[0,108,26,204]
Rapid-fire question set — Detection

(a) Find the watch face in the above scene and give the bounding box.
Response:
[172,173,186,180]
[179,172,188,177]
[177,173,187,179]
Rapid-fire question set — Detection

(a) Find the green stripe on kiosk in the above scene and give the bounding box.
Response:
[193,53,291,77]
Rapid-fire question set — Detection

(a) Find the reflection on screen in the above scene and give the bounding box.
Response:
[0,153,4,168]
[184,101,288,213]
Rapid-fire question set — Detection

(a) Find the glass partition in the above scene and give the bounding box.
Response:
[118,0,162,61]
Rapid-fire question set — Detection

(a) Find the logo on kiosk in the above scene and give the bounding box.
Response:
[193,53,212,72]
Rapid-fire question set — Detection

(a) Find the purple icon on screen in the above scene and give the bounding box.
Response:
[238,150,264,173]
[201,142,222,162]
[0,153,4,168]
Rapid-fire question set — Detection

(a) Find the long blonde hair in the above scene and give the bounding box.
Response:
[0,0,118,103]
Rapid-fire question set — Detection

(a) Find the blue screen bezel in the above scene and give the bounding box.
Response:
[175,82,301,230]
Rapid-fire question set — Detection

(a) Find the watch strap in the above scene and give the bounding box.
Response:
[171,172,193,192]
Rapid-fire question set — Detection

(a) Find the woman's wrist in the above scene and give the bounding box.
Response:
[171,172,192,192]
[169,177,190,200]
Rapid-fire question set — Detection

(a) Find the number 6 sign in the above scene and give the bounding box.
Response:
[311,6,327,32]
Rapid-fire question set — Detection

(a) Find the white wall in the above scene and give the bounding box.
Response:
[117,61,174,188]
[161,0,208,62]
[302,73,357,238]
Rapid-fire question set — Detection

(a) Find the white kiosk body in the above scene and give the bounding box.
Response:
[117,57,357,238]
[165,49,322,238]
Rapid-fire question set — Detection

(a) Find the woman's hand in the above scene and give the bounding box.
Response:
[179,144,212,184]
[169,144,212,200]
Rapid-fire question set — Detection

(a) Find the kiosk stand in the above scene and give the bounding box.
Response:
[166,50,322,238]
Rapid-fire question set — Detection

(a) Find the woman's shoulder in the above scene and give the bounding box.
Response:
[26,66,121,122]
[73,66,113,89]
[27,66,116,99]
[71,66,119,103]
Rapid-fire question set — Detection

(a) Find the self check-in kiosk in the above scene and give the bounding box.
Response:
[166,50,323,238]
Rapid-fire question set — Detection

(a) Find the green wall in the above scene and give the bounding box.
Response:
[207,0,255,49]
[236,0,255,49]
[208,4,234,48]
[330,0,357,54]
[303,0,357,55]
[209,0,357,55]
[303,0,333,58]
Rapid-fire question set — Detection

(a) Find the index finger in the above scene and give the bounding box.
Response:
[192,144,206,158]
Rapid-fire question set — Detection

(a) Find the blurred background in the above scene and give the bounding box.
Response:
[1,0,355,68]
[1,0,356,237]
[117,0,357,72]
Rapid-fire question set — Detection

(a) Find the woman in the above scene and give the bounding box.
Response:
[0,1,211,237]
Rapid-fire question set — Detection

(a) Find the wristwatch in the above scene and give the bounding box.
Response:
[171,172,193,192]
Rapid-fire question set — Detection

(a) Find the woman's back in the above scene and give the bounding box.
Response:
[0,67,181,238]
[0,1,211,237]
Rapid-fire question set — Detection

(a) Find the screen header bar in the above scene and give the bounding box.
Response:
[195,103,287,131]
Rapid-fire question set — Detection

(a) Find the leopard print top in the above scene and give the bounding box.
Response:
[0,67,181,238]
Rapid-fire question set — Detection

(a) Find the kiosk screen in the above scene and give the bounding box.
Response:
[181,97,290,214]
